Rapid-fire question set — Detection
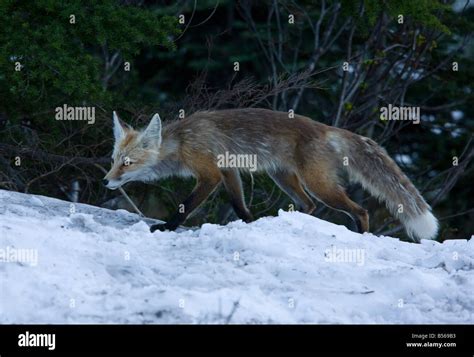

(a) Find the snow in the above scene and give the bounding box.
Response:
[0,189,473,324]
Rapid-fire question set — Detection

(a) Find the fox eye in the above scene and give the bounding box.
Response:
[123,156,133,166]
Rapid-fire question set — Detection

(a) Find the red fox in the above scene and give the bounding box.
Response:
[104,108,438,241]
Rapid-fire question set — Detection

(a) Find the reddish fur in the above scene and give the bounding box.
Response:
[108,108,436,239]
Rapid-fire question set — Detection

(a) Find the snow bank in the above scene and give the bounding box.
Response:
[0,189,473,323]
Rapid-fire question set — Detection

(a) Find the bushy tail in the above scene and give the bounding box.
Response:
[337,132,438,241]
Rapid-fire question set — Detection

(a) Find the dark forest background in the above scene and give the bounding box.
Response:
[0,0,472,241]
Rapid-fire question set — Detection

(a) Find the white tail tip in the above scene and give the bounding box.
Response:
[405,210,439,241]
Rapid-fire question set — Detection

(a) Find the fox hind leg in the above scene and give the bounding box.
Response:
[221,169,254,223]
[300,168,369,233]
[269,170,316,214]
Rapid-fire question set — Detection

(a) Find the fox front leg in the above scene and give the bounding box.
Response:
[150,176,222,233]
[150,222,176,232]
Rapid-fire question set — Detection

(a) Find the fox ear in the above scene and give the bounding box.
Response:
[141,113,162,148]
[113,111,131,142]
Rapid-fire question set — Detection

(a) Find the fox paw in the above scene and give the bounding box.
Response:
[150,223,177,233]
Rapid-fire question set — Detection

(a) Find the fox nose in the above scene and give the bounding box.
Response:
[102,179,109,186]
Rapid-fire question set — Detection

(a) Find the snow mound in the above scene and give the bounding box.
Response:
[0,189,473,324]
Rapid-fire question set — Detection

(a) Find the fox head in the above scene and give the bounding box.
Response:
[103,111,162,190]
